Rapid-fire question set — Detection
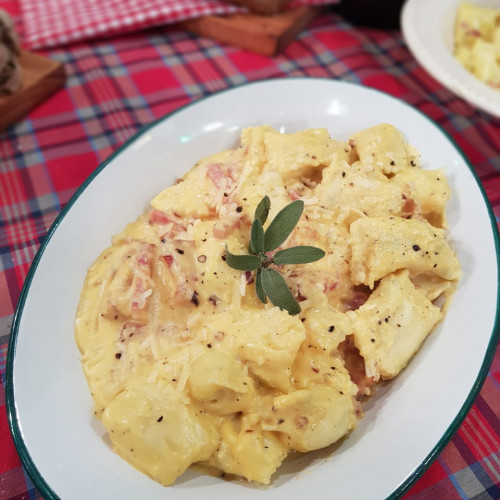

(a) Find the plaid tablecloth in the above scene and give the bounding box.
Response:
[1,0,499,499]
[19,0,338,49]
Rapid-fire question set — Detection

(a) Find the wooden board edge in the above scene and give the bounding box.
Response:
[0,51,66,132]
[181,6,320,56]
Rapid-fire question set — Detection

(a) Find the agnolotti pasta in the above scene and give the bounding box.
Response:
[349,217,461,288]
[454,1,500,89]
[75,123,461,486]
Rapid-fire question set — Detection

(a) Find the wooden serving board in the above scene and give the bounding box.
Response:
[226,0,293,15]
[181,6,320,56]
[0,51,66,132]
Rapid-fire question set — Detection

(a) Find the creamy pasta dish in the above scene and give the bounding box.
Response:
[75,124,461,486]
[454,1,500,88]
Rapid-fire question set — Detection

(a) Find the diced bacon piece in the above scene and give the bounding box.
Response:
[161,254,174,267]
[401,194,416,219]
[149,209,187,239]
[323,279,338,293]
[342,286,371,311]
[150,209,173,225]
[466,28,481,37]
[137,254,149,265]
[149,209,185,228]
[206,163,240,194]
[206,164,228,190]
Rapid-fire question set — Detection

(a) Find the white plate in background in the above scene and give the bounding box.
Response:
[6,78,500,500]
[402,0,500,117]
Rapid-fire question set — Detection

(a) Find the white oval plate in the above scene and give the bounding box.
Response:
[7,78,500,500]
[401,0,500,117]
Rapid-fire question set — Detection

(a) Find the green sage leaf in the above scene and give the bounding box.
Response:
[225,245,260,271]
[260,268,300,315]
[255,268,267,303]
[273,246,325,265]
[264,200,304,252]
[254,195,271,225]
[250,218,265,254]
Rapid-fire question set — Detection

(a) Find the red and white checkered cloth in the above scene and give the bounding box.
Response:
[19,0,339,49]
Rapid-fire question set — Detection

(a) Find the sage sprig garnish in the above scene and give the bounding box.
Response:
[225,196,325,315]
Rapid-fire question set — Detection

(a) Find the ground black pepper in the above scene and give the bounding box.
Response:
[208,294,220,306]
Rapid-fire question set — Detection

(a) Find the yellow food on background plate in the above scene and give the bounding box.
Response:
[454,1,500,88]
[75,124,461,486]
